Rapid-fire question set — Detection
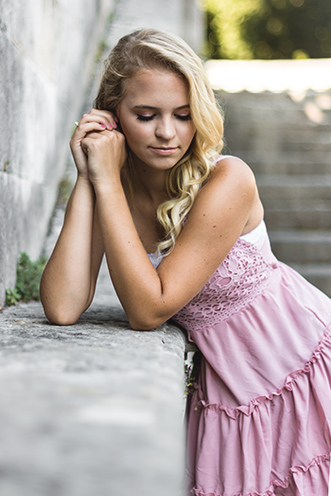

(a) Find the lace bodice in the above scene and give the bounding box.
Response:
[149,232,278,332]
[174,238,277,331]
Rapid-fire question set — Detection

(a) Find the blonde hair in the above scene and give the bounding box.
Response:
[95,28,224,254]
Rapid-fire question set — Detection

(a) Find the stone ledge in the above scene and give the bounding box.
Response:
[0,301,187,496]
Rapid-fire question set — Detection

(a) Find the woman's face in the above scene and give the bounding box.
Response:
[117,69,196,172]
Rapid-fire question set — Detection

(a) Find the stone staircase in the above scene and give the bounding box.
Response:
[218,89,331,296]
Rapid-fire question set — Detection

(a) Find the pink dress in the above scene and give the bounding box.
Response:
[150,221,331,496]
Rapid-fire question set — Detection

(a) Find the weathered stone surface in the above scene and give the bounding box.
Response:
[0,299,187,496]
[0,0,115,305]
[105,0,203,53]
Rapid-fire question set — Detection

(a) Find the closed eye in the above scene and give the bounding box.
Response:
[176,114,191,121]
[137,115,155,121]
[137,114,191,122]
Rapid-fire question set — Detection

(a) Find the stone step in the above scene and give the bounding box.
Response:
[281,135,331,154]
[228,150,331,175]
[234,132,331,154]
[222,97,331,123]
[288,263,331,298]
[252,155,331,175]
[264,203,331,230]
[269,230,331,264]
[256,175,331,200]
[222,106,331,139]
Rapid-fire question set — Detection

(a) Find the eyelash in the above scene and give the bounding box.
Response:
[136,114,191,122]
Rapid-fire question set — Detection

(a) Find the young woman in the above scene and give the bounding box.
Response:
[40,29,331,495]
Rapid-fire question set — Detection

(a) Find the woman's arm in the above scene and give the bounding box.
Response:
[40,110,117,324]
[83,127,258,331]
[39,177,104,324]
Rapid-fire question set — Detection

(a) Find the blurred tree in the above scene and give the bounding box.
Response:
[204,0,331,59]
[204,0,262,59]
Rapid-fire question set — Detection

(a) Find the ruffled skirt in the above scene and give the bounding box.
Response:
[185,267,331,496]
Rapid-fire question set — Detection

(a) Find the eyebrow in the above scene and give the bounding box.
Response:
[133,104,190,110]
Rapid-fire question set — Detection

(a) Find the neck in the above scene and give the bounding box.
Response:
[126,154,170,207]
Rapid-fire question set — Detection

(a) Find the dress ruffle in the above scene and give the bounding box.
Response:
[193,326,331,420]
[186,325,331,496]
[190,452,331,495]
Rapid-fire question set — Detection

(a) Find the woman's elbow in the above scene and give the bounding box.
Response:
[129,320,158,331]
[127,311,167,331]
[41,302,82,326]
[47,314,79,326]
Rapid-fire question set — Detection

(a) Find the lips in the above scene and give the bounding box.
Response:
[150,147,178,155]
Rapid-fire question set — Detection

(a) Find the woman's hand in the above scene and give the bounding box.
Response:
[70,109,121,181]
[81,122,127,189]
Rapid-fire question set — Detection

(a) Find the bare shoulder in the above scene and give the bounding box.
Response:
[199,155,257,205]
[211,155,256,186]
[188,155,258,226]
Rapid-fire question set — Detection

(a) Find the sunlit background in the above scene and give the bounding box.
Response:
[201,0,331,60]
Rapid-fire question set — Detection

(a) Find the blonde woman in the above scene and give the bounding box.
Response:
[40,29,331,495]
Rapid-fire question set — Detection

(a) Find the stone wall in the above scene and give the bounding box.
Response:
[0,0,115,306]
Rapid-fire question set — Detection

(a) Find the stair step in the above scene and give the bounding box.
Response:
[235,133,331,154]
[230,151,331,175]
[264,205,331,230]
[269,230,331,264]
[288,263,331,297]
[256,175,331,200]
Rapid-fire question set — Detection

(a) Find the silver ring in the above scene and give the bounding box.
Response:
[74,121,79,129]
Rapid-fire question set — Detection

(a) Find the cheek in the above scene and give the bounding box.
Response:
[184,125,196,146]
[120,121,149,148]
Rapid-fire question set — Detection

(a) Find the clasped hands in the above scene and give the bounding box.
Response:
[70,109,127,186]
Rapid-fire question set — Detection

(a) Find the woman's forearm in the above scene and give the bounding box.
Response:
[40,175,103,324]
[94,180,165,330]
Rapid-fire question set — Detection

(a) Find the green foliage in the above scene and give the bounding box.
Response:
[5,253,47,306]
[5,288,21,306]
[204,0,331,59]
[203,0,262,59]
[184,363,196,397]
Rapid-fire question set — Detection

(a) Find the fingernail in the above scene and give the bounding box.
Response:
[108,123,113,130]
[114,116,119,123]
[113,121,117,128]
[100,124,106,129]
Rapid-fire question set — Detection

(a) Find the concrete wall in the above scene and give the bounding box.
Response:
[105,0,204,54]
[0,0,115,306]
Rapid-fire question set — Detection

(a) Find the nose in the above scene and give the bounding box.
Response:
[155,117,175,140]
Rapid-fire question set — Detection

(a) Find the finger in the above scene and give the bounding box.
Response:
[79,113,110,128]
[88,109,118,129]
[89,108,116,121]
[77,114,117,132]
[73,121,111,138]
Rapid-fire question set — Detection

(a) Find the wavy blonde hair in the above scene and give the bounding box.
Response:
[95,28,224,254]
